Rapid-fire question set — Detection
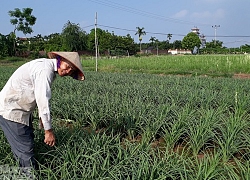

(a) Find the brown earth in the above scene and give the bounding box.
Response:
[57,73,250,162]
[233,73,250,79]
[161,73,250,79]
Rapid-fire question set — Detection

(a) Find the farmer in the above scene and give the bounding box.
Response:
[0,52,85,177]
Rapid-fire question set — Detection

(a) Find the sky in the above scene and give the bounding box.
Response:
[1,0,250,48]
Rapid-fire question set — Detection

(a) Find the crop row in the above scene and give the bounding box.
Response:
[51,72,250,154]
[1,65,250,179]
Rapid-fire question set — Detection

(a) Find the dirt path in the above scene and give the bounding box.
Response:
[233,73,250,79]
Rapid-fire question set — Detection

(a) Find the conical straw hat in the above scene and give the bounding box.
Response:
[48,51,85,81]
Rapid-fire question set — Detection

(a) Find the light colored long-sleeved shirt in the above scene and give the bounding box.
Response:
[0,58,57,130]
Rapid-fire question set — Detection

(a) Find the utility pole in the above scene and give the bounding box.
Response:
[212,25,220,45]
[95,12,98,72]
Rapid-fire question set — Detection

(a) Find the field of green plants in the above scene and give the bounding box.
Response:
[0,55,250,179]
[83,54,250,77]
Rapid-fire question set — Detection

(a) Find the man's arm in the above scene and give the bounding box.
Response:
[39,118,55,147]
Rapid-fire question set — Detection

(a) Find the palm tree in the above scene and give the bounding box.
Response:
[167,33,172,42]
[135,27,146,52]
[149,36,156,46]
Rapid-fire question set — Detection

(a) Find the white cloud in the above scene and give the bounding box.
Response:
[172,10,189,18]
[191,9,225,20]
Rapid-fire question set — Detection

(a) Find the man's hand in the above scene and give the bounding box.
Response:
[44,129,56,147]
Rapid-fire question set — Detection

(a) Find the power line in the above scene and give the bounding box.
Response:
[98,24,135,33]
[86,0,212,27]
[98,24,250,38]
[82,23,250,39]
[84,0,250,40]
[224,40,250,44]
[207,35,250,38]
[82,24,95,29]
[99,24,186,37]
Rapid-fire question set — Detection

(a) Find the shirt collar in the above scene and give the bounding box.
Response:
[52,59,58,72]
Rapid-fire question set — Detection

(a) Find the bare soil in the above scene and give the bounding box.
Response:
[233,73,250,79]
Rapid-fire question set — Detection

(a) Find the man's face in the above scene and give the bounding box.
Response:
[57,59,76,77]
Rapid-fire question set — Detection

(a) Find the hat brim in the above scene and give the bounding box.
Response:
[48,52,85,81]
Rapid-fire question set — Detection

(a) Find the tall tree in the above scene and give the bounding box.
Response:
[87,28,105,53]
[8,8,36,55]
[182,32,201,52]
[206,40,223,48]
[114,34,136,56]
[29,34,44,51]
[135,27,146,52]
[87,28,136,56]
[0,33,17,57]
[62,21,87,51]
[172,40,182,49]
[9,8,36,35]
[44,33,64,52]
[0,33,8,57]
[149,36,156,46]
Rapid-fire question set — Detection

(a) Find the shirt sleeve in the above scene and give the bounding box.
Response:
[33,69,54,130]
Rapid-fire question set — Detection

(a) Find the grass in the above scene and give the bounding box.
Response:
[0,54,250,179]
[82,54,250,77]
[0,56,30,67]
[2,54,250,77]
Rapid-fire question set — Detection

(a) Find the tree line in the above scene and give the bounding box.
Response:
[1,8,250,58]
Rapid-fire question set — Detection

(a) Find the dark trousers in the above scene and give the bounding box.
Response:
[0,115,37,168]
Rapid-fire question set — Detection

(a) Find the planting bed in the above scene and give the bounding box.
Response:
[1,55,250,179]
